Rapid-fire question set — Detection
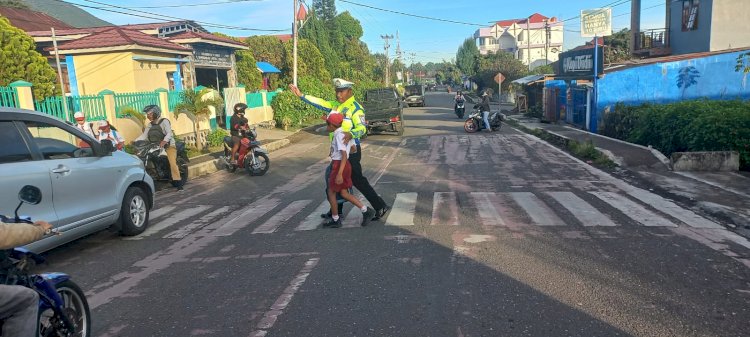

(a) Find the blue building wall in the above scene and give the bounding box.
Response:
[597,49,750,123]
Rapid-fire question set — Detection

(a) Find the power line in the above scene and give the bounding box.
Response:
[560,0,631,23]
[91,0,262,9]
[57,0,287,32]
[339,0,485,26]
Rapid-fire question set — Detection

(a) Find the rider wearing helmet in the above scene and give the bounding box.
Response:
[229,103,249,164]
[135,105,182,190]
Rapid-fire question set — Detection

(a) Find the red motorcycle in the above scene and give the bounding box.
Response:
[221,127,270,176]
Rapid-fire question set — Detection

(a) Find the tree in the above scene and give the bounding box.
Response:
[235,50,262,90]
[334,11,363,40]
[282,39,331,85]
[173,88,224,149]
[603,28,631,64]
[456,37,479,77]
[300,12,340,76]
[312,0,336,23]
[244,35,286,89]
[531,64,554,75]
[475,51,527,92]
[0,17,58,99]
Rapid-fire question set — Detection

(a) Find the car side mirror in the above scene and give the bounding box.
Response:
[18,185,42,205]
[100,139,116,156]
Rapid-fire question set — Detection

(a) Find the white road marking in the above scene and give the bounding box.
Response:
[591,192,677,227]
[626,189,723,229]
[510,192,564,226]
[253,200,312,234]
[470,192,506,227]
[295,201,330,231]
[148,206,176,220]
[212,199,281,236]
[124,205,211,240]
[162,206,230,239]
[385,192,418,226]
[430,192,459,226]
[547,191,618,227]
[250,258,320,337]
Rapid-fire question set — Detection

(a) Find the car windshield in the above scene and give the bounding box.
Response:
[405,86,423,96]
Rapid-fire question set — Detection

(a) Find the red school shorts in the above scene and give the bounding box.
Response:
[328,160,353,192]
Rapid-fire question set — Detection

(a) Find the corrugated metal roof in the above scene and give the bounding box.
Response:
[256,62,281,73]
[0,7,73,32]
[606,47,750,72]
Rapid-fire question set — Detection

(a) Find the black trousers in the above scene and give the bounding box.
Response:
[327,143,386,213]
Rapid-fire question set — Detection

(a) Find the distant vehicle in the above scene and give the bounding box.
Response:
[403,84,425,107]
[0,108,156,253]
[362,88,405,136]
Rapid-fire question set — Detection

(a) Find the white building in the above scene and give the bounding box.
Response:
[474,13,564,69]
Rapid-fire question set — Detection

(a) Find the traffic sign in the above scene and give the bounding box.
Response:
[494,73,505,84]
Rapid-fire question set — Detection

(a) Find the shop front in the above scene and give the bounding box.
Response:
[550,47,603,130]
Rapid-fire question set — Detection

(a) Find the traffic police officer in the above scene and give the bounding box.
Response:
[289,79,390,220]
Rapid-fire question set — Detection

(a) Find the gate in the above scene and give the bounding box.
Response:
[222,87,244,128]
[566,87,588,128]
[543,87,558,122]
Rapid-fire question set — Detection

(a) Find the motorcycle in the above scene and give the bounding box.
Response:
[133,140,189,187]
[454,98,466,119]
[464,105,503,133]
[0,185,91,337]
[220,126,270,176]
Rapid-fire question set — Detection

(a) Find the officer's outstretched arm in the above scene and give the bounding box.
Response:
[300,94,334,113]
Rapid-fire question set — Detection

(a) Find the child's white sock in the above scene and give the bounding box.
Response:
[332,215,340,221]
[360,206,368,212]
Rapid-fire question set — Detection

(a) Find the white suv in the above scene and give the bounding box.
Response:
[0,108,155,253]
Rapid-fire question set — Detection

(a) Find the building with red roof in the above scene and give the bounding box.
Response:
[474,13,563,70]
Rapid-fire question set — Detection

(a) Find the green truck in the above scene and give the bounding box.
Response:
[361,87,404,136]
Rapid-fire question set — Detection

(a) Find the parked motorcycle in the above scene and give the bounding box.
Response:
[464,105,503,133]
[221,126,270,176]
[133,140,189,187]
[0,185,91,337]
[455,98,465,119]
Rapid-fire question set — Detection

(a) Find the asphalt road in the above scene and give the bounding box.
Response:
[37,92,750,337]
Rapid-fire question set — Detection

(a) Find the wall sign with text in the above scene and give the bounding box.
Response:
[558,48,604,77]
[193,47,233,68]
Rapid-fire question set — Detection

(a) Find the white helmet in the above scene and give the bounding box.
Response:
[74,111,84,119]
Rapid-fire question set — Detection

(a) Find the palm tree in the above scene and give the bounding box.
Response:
[173,88,224,150]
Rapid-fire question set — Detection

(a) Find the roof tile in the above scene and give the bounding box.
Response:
[52,27,191,52]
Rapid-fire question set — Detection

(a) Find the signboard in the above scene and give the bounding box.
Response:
[558,48,604,77]
[193,47,232,68]
[581,8,612,37]
[494,72,505,84]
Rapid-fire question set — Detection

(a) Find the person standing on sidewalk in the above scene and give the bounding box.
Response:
[288,79,391,221]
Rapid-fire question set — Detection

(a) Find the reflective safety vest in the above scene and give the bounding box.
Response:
[301,94,367,144]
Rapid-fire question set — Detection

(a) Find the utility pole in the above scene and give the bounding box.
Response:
[526,18,531,71]
[381,34,394,86]
[396,31,403,85]
[544,19,550,66]
[51,28,69,121]
[292,0,298,86]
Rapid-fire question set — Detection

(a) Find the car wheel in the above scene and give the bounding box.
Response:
[120,186,149,236]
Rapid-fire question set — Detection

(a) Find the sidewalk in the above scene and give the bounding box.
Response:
[506,114,750,235]
[186,126,304,179]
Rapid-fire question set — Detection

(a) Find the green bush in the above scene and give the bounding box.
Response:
[600,100,750,169]
[271,76,334,128]
[207,128,229,147]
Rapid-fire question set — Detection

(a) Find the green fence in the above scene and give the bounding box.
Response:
[34,94,106,122]
[0,86,18,108]
[168,90,183,112]
[114,91,159,117]
[246,92,264,108]
[266,90,281,105]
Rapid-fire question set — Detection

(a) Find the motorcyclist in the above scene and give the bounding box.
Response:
[229,103,249,164]
[135,105,183,190]
[0,219,53,337]
[479,91,492,132]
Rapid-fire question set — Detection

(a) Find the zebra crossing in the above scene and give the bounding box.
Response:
[134,189,728,241]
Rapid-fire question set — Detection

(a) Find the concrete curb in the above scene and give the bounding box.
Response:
[561,125,671,169]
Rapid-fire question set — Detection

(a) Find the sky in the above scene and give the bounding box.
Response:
[73,0,669,64]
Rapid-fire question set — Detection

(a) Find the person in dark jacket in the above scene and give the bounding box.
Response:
[229,103,249,164]
[479,91,492,132]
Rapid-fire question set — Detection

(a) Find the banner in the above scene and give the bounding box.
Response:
[581,8,612,37]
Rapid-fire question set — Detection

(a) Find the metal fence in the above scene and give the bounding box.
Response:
[0,86,18,108]
[35,94,106,122]
[114,91,160,117]
[168,90,183,112]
